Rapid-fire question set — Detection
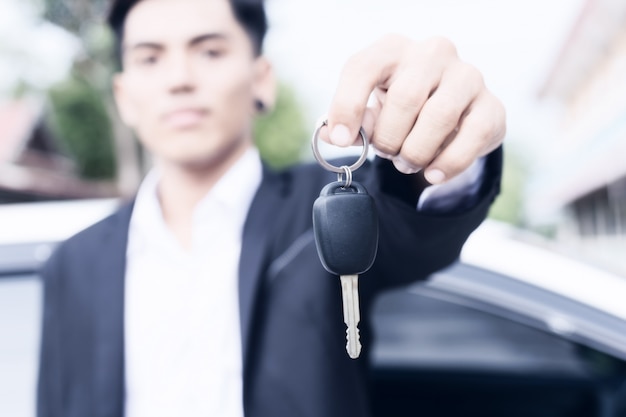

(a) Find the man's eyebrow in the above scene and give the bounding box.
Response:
[124,42,163,53]
[188,33,229,47]
[123,33,228,53]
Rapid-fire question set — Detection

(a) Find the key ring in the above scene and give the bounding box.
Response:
[311,119,369,177]
[338,165,353,188]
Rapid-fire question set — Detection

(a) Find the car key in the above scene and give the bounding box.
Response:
[311,120,378,359]
[311,119,378,359]
[312,180,379,358]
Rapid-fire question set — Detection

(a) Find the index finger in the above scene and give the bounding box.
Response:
[326,35,407,147]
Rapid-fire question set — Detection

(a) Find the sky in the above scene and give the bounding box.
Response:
[263,0,586,158]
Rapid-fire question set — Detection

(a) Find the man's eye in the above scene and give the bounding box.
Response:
[203,49,224,58]
[137,55,158,66]
[143,56,158,65]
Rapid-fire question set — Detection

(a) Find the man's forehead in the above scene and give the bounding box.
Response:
[123,0,238,44]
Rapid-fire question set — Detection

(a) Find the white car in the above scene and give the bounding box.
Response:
[0,199,119,417]
[1,199,625,417]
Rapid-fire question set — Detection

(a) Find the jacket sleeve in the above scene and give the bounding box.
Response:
[360,146,502,295]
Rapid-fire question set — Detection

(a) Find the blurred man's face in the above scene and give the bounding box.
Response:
[113,0,273,169]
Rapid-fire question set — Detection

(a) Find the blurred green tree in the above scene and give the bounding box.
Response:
[40,0,119,180]
[47,76,116,179]
[254,83,309,169]
[41,0,114,87]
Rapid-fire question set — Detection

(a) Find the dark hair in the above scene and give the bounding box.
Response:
[107,0,267,68]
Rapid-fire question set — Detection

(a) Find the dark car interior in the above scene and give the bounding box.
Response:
[370,268,626,417]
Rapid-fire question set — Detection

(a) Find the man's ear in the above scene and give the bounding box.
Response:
[112,73,137,127]
[252,56,276,114]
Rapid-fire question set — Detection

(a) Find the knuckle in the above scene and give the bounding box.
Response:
[484,98,507,139]
[489,111,505,142]
[344,46,378,74]
[381,32,406,45]
[423,99,461,131]
[468,117,495,143]
[466,112,502,149]
[441,150,472,175]
[425,36,457,58]
[388,86,422,112]
[493,97,507,135]
[458,62,485,88]
[378,33,413,54]
[344,51,365,70]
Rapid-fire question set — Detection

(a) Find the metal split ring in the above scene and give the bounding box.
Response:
[311,119,369,177]
[337,165,353,188]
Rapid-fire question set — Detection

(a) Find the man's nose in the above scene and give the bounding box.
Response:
[166,54,196,94]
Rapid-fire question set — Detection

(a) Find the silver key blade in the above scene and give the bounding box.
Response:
[340,274,362,359]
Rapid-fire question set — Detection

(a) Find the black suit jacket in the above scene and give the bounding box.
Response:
[37,152,502,417]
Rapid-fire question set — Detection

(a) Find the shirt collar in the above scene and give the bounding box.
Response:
[192,147,263,240]
[128,147,263,255]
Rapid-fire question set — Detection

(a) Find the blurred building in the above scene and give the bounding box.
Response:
[0,98,118,203]
[533,0,626,272]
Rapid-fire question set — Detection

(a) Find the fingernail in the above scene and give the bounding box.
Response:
[329,124,352,147]
[393,157,420,174]
[425,169,446,184]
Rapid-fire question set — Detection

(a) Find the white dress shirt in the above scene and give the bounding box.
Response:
[123,148,484,417]
[124,148,262,417]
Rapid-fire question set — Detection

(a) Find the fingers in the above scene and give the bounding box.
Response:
[393,60,485,175]
[325,34,407,146]
[424,92,506,183]
[324,34,506,184]
[372,37,457,158]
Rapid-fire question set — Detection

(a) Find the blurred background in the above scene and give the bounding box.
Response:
[2,0,626,416]
[2,0,625,273]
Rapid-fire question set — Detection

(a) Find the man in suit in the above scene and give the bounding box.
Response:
[37,0,506,416]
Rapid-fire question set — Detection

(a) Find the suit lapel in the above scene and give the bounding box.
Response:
[92,202,133,417]
[239,166,287,368]
[88,167,287,414]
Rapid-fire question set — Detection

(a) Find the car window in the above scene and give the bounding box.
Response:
[420,262,626,362]
[0,243,56,277]
[371,277,626,417]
